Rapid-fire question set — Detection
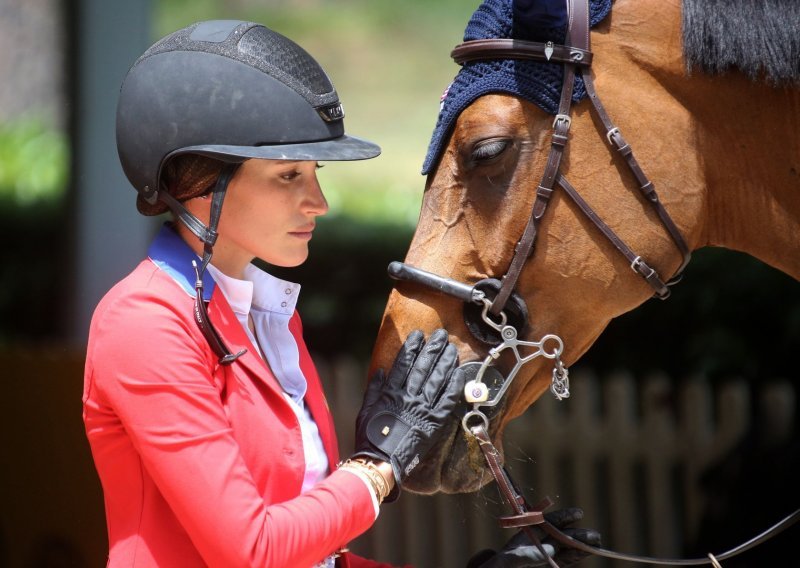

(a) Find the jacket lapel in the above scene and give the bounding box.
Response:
[206,287,287,399]
[208,288,340,468]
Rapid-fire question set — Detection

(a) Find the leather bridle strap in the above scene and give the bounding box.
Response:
[539,509,800,566]
[452,38,593,67]
[581,73,692,281]
[473,420,800,566]
[482,0,589,316]
[557,175,671,296]
[471,424,560,568]
[483,0,589,316]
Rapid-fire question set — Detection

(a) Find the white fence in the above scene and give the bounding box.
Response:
[315,357,797,568]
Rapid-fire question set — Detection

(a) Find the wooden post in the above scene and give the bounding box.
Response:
[67,0,154,346]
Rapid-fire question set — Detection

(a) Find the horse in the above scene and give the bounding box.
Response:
[369,0,800,497]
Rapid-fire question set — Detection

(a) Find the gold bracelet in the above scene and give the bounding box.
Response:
[349,459,389,502]
[354,458,391,501]
[338,460,384,502]
[338,459,390,503]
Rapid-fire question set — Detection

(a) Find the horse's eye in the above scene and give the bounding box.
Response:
[471,138,510,163]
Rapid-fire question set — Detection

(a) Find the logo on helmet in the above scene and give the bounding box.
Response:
[317,103,344,122]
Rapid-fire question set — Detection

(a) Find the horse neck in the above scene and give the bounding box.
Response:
[604,0,800,281]
[692,82,800,281]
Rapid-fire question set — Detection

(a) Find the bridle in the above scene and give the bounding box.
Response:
[387,0,798,564]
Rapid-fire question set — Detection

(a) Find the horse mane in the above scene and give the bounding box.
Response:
[682,0,800,84]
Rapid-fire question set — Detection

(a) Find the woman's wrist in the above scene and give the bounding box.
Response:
[367,459,396,495]
[339,457,396,503]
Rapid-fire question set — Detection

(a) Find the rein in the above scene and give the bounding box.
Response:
[472,419,799,566]
[387,0,798,564]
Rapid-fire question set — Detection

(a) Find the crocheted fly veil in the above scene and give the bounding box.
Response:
[422,0,612,175]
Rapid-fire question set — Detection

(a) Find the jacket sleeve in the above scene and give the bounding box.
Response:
[345,552,412,568]
[85,285,377,567]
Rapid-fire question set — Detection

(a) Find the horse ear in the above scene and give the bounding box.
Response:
[512,0,568,39]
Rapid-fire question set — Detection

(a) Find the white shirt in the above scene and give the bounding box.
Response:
[207,263,330,493]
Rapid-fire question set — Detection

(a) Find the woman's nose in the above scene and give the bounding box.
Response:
[305,175,329,216]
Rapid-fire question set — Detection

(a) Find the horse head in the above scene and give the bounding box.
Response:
[370,0,800,495]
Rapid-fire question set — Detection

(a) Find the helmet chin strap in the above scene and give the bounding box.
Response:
[159,163,247,365]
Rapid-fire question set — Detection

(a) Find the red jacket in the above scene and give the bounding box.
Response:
[83,225,395,567]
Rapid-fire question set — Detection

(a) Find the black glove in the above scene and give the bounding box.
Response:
[467,508,601,568]
[354,329,465,492]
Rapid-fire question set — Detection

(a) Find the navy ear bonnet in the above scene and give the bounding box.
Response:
[421,0,611,175]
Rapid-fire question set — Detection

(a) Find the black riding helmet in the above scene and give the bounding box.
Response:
[117,19,380,214]
[115,20,381,363]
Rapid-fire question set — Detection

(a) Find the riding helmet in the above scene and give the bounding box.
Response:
[116,19,381,215]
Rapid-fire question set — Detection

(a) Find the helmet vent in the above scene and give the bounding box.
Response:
[134,21,338,110]
[238,26,335,101]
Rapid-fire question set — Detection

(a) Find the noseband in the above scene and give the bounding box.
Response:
[388,0,797,564]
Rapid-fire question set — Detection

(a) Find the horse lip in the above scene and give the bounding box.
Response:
[404,414,462,493]
[403,393,509,494]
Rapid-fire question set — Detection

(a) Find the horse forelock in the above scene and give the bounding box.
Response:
[682,0,800,84]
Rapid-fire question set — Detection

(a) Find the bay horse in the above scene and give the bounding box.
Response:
[369,0,800,496]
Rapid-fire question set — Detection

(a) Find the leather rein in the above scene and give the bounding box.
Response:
[388,0,799,564]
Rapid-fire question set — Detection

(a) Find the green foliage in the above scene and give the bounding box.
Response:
[0,116,69,206]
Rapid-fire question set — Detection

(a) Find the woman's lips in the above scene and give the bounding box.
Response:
[289,227,314,240]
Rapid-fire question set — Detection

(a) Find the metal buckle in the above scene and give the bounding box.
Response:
[553,114,571,130]
[606,127,621,146]
[631,256,656,279]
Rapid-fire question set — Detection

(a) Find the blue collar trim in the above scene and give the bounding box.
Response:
[147,223,215,301]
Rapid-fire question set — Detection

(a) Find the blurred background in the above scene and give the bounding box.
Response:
[0,0,797,566]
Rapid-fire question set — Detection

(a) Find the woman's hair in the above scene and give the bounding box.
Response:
[136,154,227,216]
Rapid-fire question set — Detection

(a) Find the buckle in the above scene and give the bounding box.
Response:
[552,114,571,130]
[630,256,655,278]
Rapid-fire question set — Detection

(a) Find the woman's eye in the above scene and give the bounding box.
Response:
[280,170,301,181]
[472,139,510,163]
[280,163,322,180]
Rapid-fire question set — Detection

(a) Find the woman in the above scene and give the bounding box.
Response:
[83,19,597,567]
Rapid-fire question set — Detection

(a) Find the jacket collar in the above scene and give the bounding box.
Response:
[147,223,215,302]
[146,223,339,461]
[147,223,266,380]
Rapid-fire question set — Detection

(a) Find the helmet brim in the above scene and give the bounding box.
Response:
[172,134,381,164]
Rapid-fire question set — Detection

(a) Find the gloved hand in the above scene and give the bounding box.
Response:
[354,329,465,495]
[466,508,601,568]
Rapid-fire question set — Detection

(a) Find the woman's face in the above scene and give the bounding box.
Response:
[195,159,329,277]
